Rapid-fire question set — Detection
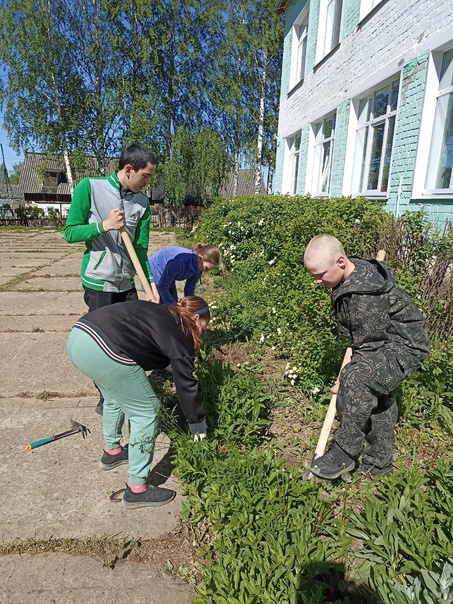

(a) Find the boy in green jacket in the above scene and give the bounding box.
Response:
[64,143,159,414]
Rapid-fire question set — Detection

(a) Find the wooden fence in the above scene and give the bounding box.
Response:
[0,205,205,228]
[150,204,204,227]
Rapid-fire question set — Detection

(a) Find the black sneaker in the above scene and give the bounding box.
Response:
[310,442,355,480]
[99,445,128,470]
[122,485,176,509]
[95,398,104,416]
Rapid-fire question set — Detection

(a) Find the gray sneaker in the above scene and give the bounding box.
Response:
[99,445,128,470]
[122,485,176,509]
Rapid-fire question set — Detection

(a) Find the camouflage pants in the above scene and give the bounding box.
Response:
[334,350,407,468]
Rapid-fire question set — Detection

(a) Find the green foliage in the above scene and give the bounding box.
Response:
[346,464,453,602]
[47,208,61,226]
[0,0,282,182]
[0,161,22,185]
[198,196,452,412]
[14,203,44,223]
[398,340,453,427]
[164,126,231,207]
[171,350,453,603]
[387,558,453,603]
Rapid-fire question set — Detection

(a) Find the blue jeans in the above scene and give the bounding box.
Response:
[67,328,160,485]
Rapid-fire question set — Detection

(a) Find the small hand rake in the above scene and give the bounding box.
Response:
[25,419,91,451]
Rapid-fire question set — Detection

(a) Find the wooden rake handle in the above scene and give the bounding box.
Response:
[310,249,387,463]
[120,228,157,303]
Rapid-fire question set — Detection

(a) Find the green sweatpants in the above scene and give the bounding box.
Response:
[67,328,160,485]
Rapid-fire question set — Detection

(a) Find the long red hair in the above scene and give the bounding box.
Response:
[165,296,210,352]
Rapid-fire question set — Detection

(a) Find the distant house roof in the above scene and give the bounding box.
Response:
[275,0,293,15]
[18,153,118,201]
[219,169,266,198]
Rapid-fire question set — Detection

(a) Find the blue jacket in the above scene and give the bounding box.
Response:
[149,246,201,304]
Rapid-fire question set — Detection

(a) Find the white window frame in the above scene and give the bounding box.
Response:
[424,48,453,195]
[316,0,343,63]
[359,0,384,22]
[413,48,453,199]
[290,4,309,89]
[284,131,302,195]
[311,113,336,196]
[351,78,400,197]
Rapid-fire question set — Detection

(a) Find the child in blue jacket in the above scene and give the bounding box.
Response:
[149,243,221,304]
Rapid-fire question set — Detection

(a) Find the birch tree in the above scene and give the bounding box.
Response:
[243,0,283,194]
[0,0,82,190]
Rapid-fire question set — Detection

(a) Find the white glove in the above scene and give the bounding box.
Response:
[193,433,206,442]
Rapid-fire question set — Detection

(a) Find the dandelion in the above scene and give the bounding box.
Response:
[312,387,320,395]
[272,307,277,314]
[258,218,264,226]
[355,218,360,224]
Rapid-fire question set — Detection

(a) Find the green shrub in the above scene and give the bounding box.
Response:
[198,196,452,413]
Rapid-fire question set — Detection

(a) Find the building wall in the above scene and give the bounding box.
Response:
[330,100,350,197]
[275,0,453,228]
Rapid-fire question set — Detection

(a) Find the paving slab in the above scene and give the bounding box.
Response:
[1,397,181,542]
[0,229,200,603]
[0,553,196,604]
[33,256,83,277]
[0,315,80,332]
[10,276,83,292]
[0,333,93,396]
[0,292,86,316]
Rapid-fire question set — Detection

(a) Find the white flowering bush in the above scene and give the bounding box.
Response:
[195,195,452,399]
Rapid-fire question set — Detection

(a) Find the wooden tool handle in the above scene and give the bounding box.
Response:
[120,228,156,303]
[313,346,352,459]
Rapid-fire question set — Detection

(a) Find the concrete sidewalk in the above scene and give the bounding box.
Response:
[0,229,197,603]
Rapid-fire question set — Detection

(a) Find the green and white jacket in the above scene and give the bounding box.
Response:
[64,171,153,292]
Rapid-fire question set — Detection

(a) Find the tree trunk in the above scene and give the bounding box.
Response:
[233,151,239,198]
[254,57,267,195]
[62,144,74,194]
[267,163,274,194]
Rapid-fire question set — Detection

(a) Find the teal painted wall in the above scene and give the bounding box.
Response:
[330,100,350,196]
[280,0,309,97]
[305,0,321,73]
[342,0,361,39]
[280,26,293,99]
[296,125,310,193]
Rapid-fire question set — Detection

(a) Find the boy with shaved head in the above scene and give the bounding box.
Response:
[304,235,429,479]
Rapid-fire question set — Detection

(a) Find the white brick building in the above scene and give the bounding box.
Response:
[274,0,453,227]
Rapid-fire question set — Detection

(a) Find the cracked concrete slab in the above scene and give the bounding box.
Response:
[0,553,195,604]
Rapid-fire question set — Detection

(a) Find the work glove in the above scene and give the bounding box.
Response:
[189,419,207,442]
[193,432,206,442]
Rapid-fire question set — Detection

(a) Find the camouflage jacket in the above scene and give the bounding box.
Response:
[331,258,430,370]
